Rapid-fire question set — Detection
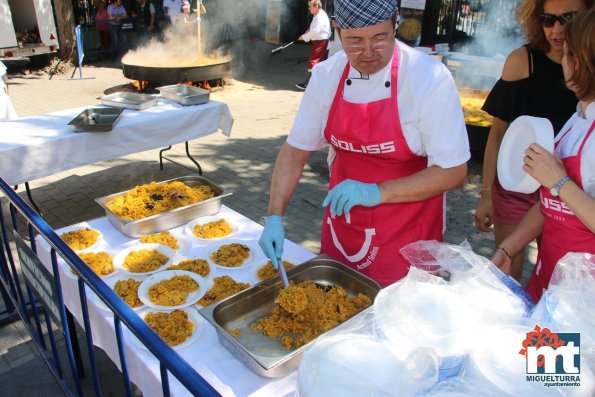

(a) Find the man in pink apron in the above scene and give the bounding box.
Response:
[260,0,470,287]
[295,0,331,91]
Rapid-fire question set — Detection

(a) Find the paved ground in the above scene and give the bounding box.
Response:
[0,40,537,395]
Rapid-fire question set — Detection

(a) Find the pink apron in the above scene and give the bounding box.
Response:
[320,50,443,286]
[526,121,595,302]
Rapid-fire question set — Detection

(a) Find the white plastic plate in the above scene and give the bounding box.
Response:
[497,116,554,194]
[137,270,210,310]
[113,243,175,275]
[184,214,239,243]
[203,239,263,270]
[129,307,206,350]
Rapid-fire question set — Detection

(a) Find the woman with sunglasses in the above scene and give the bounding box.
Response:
[493,8,595,302]
[474,0,591,282]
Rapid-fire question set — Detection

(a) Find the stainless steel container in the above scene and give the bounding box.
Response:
[100,92,158,110]
[95,175,232,237]
[199,256,381,378]
[68,107,124,132]
[156,84,210,106]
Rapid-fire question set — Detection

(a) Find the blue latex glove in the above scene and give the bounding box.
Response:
[322,179,381,217]
[258,215,284,269]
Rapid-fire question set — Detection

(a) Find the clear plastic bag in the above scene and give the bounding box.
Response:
[400,240,534,319]
[373,267,477,381]
[530,252,595,370]
[297,334,439,397]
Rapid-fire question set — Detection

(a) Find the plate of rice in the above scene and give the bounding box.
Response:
[168,247,216,280]
[138,229,190,255]
[129,307,205,350]
[58,224,103,252]
[93,274,147,312]
[204,239,263,270]
[113,243,175,275]
[184,215,239,242]
[60,249,118,280]
[138,270,211,310]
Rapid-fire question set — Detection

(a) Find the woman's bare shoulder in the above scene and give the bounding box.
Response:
[501,46,530,82]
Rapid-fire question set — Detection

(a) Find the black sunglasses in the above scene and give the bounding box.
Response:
[539,11,578,28]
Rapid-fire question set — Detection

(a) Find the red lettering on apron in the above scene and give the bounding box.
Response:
[526,121,595,302]
[320,50,443,286]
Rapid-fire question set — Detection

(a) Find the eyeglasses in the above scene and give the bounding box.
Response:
[344,41,391,55]
[539,11,578,28]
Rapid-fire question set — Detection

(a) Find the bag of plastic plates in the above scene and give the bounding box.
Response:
[373,267,478,381]
[422,377,509,396]
[530,252,595,370]
[400,240,534,319]
[297,334,439,397]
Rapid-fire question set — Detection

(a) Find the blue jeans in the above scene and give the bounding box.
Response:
[108,24,126,58]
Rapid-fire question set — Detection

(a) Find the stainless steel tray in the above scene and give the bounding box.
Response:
[156,84,210,106]
[100,92,158,110]
[68,107,124,132]
[95,175,232,237]
[199,256,381,378]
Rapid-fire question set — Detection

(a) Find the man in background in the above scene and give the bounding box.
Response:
[133,0,156,44]
[295,0,331,90]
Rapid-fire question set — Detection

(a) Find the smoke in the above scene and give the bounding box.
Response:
[122,0,270,70]
[463,0,523,59]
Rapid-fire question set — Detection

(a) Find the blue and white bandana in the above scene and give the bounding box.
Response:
[334,0,398,29]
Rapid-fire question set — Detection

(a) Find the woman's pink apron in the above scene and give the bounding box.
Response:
[320,50,443,286]
[526,121,595,302]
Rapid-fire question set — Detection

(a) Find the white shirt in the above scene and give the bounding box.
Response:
[554,101,595,197]
[287,41,470,169]
[163,0,182,16]
[302,9,331,42]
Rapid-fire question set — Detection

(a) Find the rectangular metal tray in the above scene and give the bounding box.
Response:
[156,84,210,106]
[68,107,124,132]
[94,175,232,237]
[100,92,158,110]
[199,256,381,378]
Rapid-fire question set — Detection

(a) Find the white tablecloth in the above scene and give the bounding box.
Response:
[0,99,234,186]
[36,206,315,397]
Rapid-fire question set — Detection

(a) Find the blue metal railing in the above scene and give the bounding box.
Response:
[0,176,221,397]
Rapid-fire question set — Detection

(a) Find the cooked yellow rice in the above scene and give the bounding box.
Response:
[107,181,215,220]
[123,249,169,273]
[148,275,199,306]
[113,278,143,308]
[252,280,372,349]
[192,219,233,239]
[77,251,115,276]
[256,260,296,281]
[197,275,250,306]
[168,259,211,277]
[140,231,179,250]
[210,243,250,267]
[144,310,194,346]
[60,228,100,251]
[459,89,492,127]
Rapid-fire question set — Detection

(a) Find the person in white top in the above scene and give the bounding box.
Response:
[493,8,595,303]
[0,61,18,120]
[295,0,331,90]
[163,0,183,17]
[259,0,469,287]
